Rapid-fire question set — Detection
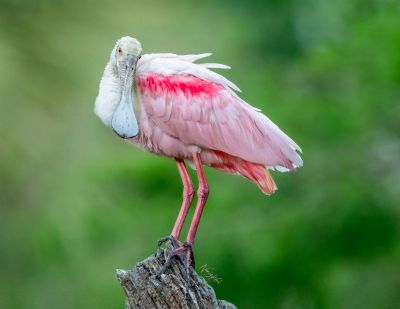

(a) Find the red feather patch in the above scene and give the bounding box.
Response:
[139,74,223,97]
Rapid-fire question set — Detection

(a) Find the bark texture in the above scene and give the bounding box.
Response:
[116,245,237,309]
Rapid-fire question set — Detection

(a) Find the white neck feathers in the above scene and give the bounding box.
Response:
[94,62,122,127]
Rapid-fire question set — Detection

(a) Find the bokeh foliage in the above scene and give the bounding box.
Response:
[1,0,399,308]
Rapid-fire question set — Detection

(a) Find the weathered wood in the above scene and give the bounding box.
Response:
[116,245,237,309]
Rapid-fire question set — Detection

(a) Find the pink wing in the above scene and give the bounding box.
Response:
[136,55,302,171]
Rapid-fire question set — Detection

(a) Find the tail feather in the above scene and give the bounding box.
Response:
[208,151,277,195]
[238,161,277,195]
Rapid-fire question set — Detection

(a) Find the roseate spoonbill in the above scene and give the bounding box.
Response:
[94,36,302,271]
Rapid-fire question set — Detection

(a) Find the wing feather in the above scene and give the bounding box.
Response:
[199,63,231,69]
[136,56,302,170]
[140,52,212,63]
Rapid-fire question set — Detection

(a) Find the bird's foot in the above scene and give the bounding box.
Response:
[156,236,195,282]
[157,235,181,249]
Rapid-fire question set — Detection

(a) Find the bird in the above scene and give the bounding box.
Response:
[94,36,303,271]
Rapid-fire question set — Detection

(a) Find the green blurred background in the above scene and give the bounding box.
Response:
[1,0,400,308]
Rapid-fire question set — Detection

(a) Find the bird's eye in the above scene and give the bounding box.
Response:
[118,47,122,55]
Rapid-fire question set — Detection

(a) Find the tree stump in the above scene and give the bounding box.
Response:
[116,245,237,309]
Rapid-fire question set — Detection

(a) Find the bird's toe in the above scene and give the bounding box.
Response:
[157,235,182,248]
[156,241,195,281]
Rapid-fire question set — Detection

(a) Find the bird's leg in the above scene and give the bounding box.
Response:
[157,154,208,279]
[158,160,194,249]
[157,160,196,279]
[173,153,209,275]
[186,153,209,246]
[171,160,195,239]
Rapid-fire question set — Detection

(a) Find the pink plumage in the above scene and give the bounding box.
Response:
[95,37,303,267]
[131,54,302,194]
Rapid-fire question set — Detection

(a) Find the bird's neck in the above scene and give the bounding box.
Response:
[95,62,139,128]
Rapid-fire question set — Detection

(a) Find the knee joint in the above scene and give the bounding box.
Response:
[197,185,209,199]
[183,185,195,199]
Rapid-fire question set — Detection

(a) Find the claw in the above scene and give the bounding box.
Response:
[157,235,180,248]
[156,239,195,282]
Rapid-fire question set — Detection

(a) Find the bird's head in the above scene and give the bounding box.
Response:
[109,36,142,138]
[111,36,142,76]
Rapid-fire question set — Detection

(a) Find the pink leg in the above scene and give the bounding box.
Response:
[171,159,195,239]
[186,153,209,245]
[158,155,207,276]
